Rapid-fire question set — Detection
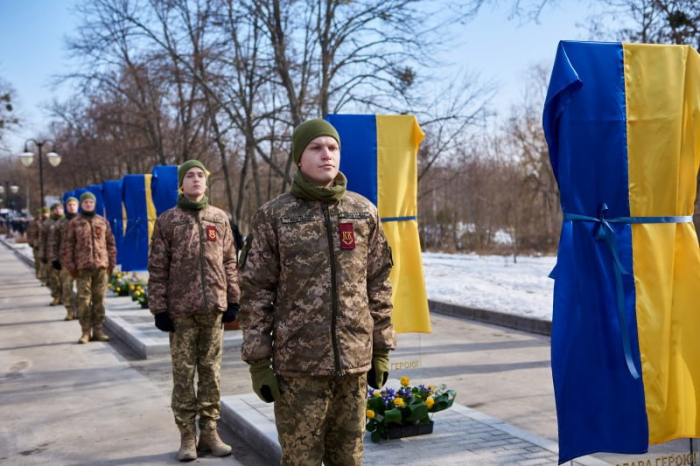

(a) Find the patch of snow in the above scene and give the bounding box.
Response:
[422,252,555,321]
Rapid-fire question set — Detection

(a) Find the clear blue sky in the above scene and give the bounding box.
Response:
[0,0,595,154]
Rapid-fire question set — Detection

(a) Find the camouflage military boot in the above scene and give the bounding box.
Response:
[64,309,73,321]
[198,424,231,457]
[92,324,110,342]
[50,297,60,306]
[78,325,91,344]
[177,430,197,462]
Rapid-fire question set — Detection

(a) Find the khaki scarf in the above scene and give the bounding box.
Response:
[291,171,347,203]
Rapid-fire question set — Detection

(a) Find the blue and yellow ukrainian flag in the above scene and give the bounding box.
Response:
[325,114,431,334]
[120,174,157,272]
[151,165,178,216]
[102,180,125,267]
[544,41,700,463]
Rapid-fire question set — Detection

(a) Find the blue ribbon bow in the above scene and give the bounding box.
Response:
[562,204,693,380]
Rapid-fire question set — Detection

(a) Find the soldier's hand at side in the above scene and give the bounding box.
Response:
[249,359,280,403]
[154,312,174,332]
[52,260,62,271]
[222,303,239,323]
[69,270,79,279]
[367,349,390,389]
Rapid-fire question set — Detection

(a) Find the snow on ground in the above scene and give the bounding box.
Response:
[422,252,556,321]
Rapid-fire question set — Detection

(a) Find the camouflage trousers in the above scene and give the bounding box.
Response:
[32,247,41,280]
[169,310,223,433]
[275,373,367,466]
[48,266,62,300]
[76,268,108,327]
[59,269,77,316]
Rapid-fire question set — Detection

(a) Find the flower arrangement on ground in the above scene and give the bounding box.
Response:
[107,272,130,297]
[366,376,456,443]
[128,281,149,309]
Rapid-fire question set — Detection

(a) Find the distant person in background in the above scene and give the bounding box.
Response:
[230,221,244,253]
[41,203,64,306]
[26,209,42,281]
[37,207,50,286]
[148,160,240,462]
[48,197,80,321]
[61,192,117,344]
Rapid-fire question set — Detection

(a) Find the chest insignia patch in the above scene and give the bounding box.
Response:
[339,222,355,250]
[206,225,218,242]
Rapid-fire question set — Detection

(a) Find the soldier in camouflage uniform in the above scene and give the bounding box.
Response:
[37,207,50,285]
[239,119,396,466]
[61,192,117,344]
[148,160,240,462]
[48,197,79,321]
[26,209,43,281]
[41,203,64,305]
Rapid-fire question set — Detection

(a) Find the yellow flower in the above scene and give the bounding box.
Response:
[373,392,382,398]
[426,397,435,409]
[428,385,436,393]
[366,409,375,419]
[400,376,410,387]
[134,291,141,297]
[129,285,135,290]
[393,398,405,407]
[115,287,121,292]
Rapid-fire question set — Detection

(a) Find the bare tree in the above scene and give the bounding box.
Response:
[0,77,21,153]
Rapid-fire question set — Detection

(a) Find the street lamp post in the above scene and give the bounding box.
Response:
[0,181,20,211]
[19,139,62,208]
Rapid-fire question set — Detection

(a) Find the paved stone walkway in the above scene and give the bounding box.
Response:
[222,394,610,465]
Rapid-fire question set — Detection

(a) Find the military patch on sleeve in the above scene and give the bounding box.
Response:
[206,225,218,242]
[94,224,103,236]
[339,222,355,250]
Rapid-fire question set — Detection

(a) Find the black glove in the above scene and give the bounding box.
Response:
[154,312,174,332]
[222,303,240,323]
[52,260,62,271]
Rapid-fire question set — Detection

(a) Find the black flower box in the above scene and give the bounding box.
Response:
[383,421,434,440]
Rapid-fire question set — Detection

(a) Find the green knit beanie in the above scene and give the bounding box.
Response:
[292,119,340,165]
[178,160,208,187]
[50,202,62,210]
[41,207,49,213]
[80,192,96,202]
[65,196,79,205]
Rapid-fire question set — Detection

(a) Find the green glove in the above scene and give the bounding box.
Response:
[249,358,280,403]
[367,349,390,389]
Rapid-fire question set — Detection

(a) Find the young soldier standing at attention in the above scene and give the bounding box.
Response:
[148,160,240,462]
[48,197,79,320]
[239,119,396,466]
[61,192,117,344]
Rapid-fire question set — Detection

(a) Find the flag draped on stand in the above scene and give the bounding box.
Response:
[120,174,157,272]
[543,41,700,463]
[102,180,125,267]
[151,165,178,216]
[325,114,431,334]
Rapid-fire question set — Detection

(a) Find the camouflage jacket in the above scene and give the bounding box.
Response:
[60,214,117,272]
[39,217,61,260]
[48,215,75,263]
[147,204,240,318]
[26,220,40,248]
[239,191,395,377]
